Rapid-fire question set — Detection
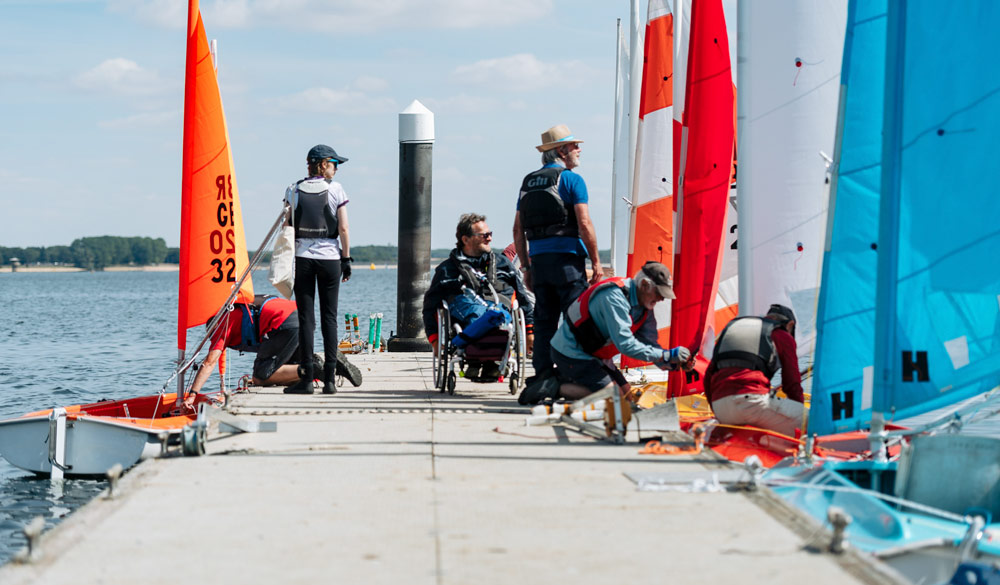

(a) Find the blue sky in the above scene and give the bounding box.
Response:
[1,0,735,253]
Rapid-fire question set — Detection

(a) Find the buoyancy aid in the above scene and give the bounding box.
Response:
[292,178,339,240]
[455,251,497,295]
[565,277,649,359]
[447,250,514,308]
[236,294,277,351]
[518,166,579,240]
[711,316,781,379]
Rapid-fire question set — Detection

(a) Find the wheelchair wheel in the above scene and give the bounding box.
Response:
[447,371,457,395]
[433,307,450,392]
[510,306,527,394]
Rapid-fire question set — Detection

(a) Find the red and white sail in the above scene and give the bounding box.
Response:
[623,0,738,382]
[624,0,677,367]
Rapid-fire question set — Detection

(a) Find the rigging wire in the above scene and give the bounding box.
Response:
[162,204,290,394]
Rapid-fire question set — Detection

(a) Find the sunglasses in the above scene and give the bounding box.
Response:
[472,231,493,239]
[327,159,339,169]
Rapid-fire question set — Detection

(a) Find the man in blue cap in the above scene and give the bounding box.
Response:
[282,144,356,395]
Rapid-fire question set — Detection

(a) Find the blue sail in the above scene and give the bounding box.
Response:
[808,0,887,435]
[873,1,1000,421]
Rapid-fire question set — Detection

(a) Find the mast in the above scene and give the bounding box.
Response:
[626,0,641,212]
[610,18,624,276]
[871,0,907,459]
[735,0,752,316]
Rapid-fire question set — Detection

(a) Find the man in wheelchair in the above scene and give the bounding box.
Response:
[423,213,534,381]
[519,261,694,404]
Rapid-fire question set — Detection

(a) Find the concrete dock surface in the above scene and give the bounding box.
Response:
[1,353,904,584]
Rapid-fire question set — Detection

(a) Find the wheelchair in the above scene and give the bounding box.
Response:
[431,286,527,396]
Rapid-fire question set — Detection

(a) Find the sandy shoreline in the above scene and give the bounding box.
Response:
[1,263,401,273]
[0,264,179,273]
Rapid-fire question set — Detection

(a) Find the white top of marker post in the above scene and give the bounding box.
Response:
[399,99,434,144]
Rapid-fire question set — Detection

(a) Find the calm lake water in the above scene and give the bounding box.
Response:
[0,268,398,565]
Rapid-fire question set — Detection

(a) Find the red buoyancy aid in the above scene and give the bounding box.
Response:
[565,277,649,359]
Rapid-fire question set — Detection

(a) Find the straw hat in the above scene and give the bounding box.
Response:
[535,125,584,152]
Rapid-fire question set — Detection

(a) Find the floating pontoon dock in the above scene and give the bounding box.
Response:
[0,353,905,585]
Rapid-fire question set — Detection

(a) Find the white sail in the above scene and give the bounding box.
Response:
[736,0,848,367]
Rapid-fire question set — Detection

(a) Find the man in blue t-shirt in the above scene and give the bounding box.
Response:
[513,124,604,377]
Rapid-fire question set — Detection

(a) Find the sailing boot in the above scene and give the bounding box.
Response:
[335,350,363,387]
[311,352,325,375]
[517,371,560,405]
[322,362,338,395]
[284,363,316,394]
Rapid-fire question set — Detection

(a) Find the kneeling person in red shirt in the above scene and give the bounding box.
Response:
[703,304,806,437]
[189,295,361,396]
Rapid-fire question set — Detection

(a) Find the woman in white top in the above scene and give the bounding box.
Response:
[282,144,353,394]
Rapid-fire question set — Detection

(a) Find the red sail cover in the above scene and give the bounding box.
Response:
[667,0,734,396]
[177,0,253,350]
[622,2,675,369]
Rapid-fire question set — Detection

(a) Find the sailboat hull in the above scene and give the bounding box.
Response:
[0,393,205,477]
[0,416,162,477]
[768,460,1000,584]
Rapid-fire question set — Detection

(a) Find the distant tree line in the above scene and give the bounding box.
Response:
[4,240,613,269]
[1,236,168,270]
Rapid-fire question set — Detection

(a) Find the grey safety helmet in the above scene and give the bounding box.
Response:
[766,303,796,337]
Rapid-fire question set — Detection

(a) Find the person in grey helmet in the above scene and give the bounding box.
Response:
[282,144,359,395]
[703,304,805,437]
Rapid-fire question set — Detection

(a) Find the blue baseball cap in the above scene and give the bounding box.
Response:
[307,144,348,164]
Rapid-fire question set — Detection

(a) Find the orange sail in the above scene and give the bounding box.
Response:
[177,0,253,350]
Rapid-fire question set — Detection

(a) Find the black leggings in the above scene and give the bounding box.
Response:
[293,257,341,381]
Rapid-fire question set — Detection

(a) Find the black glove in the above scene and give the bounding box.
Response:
[341,257,352,280]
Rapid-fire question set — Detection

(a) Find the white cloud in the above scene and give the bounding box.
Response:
[107,0,186,29]
[0,168,41,187]
[209,0,251,27]
[352,76,389,92]
[270,87,397,115]
[74,58,169,96]
[423,94,502,114]
[423,92,551,115]
[452,54,597,92]
[108,0,552,31]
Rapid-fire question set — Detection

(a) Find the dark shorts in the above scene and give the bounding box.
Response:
[551,348,613,392]
[252,311,299,381]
